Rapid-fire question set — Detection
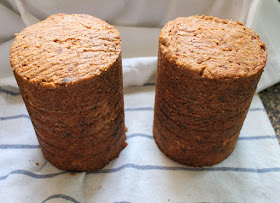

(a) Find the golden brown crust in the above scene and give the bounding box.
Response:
[159,15,267,79]
[153,15,267,167]
[10,13,121,87]
[10,14,125,171]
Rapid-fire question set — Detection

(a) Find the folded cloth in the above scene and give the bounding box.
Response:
[123,57,157,87]
[1,0,280,91]
[1,71,280,201]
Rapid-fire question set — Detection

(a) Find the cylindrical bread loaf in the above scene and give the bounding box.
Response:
[10,14,126,171]
[153,15,267,166]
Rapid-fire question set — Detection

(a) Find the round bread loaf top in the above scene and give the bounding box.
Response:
[10,14,121,87]
[159,15,267,79]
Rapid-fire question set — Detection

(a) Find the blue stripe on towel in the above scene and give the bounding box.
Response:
[127,133,153,140]
[0,107,154,121]
[0,144,40,149]
[125,107,154,111]
[91,164,280,174]
[0,107,267,121]
[114,202,130,203]
[1,164,280,181]
[249,108,266,112]
[0,170,67,181]
[0,88,21,96]
[41,194,80,203]
[0,134,277,150]
[126,134,278,141]
[125,107,266,112]
[0,86,269,115]
[0,114,30,120]
[239,135,278,140]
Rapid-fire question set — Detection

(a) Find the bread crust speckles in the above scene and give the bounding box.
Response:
[153,15,267,167]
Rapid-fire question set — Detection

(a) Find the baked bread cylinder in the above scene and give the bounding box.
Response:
[153,16,267,167]
[10,14,126,171]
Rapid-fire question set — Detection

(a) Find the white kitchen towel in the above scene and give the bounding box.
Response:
[1,0,280,201]
[1,81,280,202]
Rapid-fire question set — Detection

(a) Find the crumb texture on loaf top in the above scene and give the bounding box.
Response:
[10,14,121,87]
[159,15,267,79]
